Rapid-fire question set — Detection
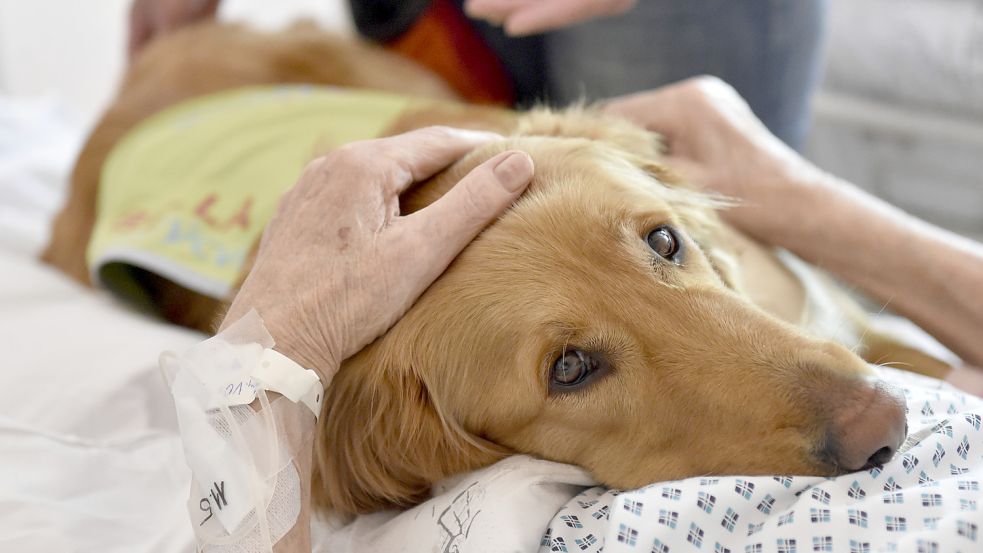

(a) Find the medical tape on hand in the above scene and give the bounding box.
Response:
[254,348,323,417]
[160,310,322,552]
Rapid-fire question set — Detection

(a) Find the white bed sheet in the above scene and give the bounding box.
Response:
[0,95,197,552]
[0,255,200,551]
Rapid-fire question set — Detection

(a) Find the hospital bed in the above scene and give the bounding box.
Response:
[3,0,983,549]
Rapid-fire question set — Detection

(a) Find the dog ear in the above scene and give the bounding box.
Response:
[311,346,508,516]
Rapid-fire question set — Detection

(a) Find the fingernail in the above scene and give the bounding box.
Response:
[449,128,502,143]
[493,151,534,192]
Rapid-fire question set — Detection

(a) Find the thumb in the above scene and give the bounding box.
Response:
[403,149,534,276]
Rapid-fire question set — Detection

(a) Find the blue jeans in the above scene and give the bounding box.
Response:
[463,0,828,148]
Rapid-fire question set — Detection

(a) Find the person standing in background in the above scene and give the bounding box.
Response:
[128,0,828,148]
[350,0,828,148]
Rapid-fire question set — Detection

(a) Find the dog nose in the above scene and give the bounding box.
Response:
[826,380,907,471]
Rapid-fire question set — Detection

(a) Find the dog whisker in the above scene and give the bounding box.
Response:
[850,295,895,356]
[876,360,914,370]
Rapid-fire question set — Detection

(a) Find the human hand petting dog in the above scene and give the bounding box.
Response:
[221,126,534,385]
[604,76,983,379]
[601,76,824,243]
[465,0,636,36]
[128,0,220,58]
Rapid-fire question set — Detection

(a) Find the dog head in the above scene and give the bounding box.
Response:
[313,110,906,516]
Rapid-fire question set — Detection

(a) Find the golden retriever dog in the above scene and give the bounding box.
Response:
[43,22,952,517]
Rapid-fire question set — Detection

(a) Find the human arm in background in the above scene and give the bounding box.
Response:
[128,0,220,58]
[212,127,534,552]
[127,0,638,56]
[603,77,983,370]
[463,0,636,36]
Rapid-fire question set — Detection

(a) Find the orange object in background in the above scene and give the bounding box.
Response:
[386,0,515,105]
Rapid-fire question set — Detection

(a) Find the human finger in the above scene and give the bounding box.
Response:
[463,0,528,25]
[399,150,533,284]
[338,126,502,197]
[503,0,635,36]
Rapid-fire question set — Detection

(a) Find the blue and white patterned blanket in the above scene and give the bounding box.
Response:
[540,368,983,553]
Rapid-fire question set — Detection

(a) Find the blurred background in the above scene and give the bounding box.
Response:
[1,0,981,240]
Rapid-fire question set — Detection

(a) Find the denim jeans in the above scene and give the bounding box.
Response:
[462,0,828,148]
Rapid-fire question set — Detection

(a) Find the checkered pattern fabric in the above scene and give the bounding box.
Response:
[540,368,983,553]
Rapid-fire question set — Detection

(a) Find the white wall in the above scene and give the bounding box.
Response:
[0,0,130,126]
[0,0,351,128]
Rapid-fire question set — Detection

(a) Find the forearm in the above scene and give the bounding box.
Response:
[271,427,315,553]
[174,313,323,553]
[762,171,983,366]
[259,395,316,553]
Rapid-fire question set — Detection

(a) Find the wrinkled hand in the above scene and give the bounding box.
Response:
[601,76,827,242]
[128,0,220,59]
[464,0,635,36]
[222,127,534,384]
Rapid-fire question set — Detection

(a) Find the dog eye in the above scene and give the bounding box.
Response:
[646,226,679,259]
[552,350,597,386]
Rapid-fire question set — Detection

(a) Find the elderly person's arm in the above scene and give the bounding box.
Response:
[603,77,983,369]
[205,127,533,552]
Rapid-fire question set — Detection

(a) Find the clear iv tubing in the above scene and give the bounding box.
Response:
[166,347,281,553]
[206,389,278,552]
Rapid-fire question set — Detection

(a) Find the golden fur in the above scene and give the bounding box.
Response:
[43,22,951,517]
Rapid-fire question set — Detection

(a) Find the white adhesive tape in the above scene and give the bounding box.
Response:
[184,321,321,419]
[161,309,320,552]
[186,398,301,550]
[254,348,323,417]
